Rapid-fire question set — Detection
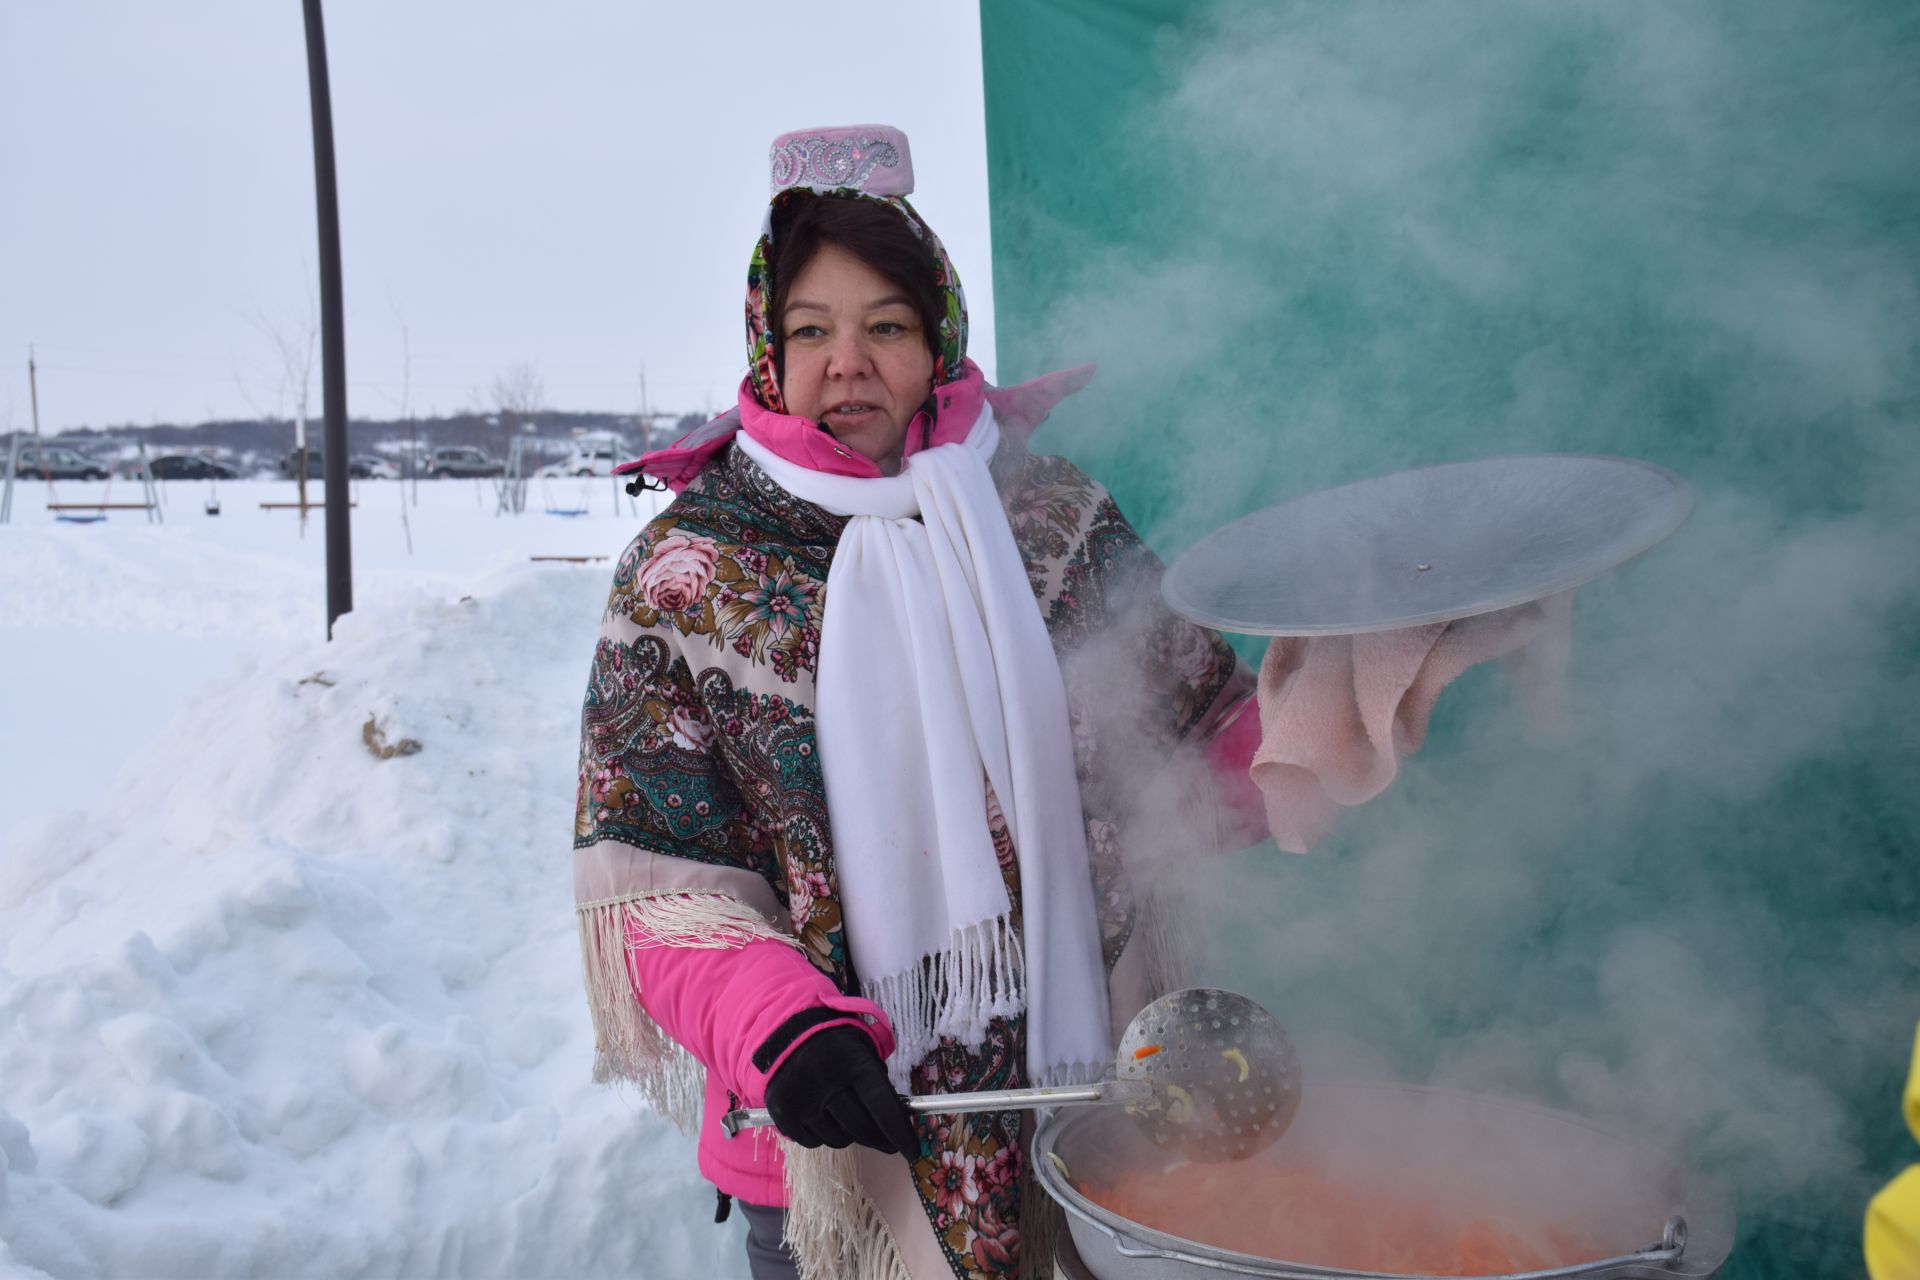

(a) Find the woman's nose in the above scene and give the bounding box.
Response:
[825,331,875,379]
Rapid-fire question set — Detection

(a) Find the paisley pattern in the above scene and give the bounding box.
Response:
[769,133,902,194]
[575,437,1246,1276]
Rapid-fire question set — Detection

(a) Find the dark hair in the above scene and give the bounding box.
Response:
[768,193,944,387]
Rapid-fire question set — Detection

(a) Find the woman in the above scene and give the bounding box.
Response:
[573,125,1262,1280]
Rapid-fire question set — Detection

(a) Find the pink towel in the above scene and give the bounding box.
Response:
[1250,592,1574,852]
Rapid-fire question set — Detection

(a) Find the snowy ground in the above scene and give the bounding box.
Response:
[0,476,757,1277]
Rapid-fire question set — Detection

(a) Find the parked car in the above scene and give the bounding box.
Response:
[280,451,386,479]
[148,454,239,480]
[350,455,400,480]
[9,443,108,480]
[538,440,625,478]
[426,446,504,479]
[281,449,325,479]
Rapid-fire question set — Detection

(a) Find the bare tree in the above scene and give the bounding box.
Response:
[236,281,318,522]
[378,288,421,512]
[381,290,417,549]
[488,361,545,438]
[234,307,316,429]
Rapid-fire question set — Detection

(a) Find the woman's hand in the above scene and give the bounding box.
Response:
[762,1025,920,1156]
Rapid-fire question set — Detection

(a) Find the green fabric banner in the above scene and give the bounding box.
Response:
[983,2,1919,1275]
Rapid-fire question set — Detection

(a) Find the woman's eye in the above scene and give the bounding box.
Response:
[789,324,825,340]
[871,321,908,336]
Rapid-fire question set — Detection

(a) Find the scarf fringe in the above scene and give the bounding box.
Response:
[863,914,1027,1093]
[576,892,797,1131]
[781,1142,912,1280]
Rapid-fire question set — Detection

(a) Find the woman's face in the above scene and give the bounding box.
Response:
[779,242,935,473]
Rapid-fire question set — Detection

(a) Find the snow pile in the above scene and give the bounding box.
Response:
[0,505,749,1277]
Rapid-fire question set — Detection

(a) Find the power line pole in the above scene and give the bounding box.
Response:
[642,363,659,452]
[302,0,353,638]
[28,345,42,439]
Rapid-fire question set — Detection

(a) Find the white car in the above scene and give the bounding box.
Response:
[351,455,402,480]
[540,441,624,478]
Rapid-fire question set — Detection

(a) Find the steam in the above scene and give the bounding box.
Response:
[1009,0,1918,1261]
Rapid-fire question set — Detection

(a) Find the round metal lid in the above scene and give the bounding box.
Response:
[1161,454,1692,636]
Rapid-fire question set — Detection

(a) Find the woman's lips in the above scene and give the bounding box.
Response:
[825,403,879,419]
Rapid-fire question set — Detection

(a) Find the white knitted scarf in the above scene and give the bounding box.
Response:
[734,408,1112,1092]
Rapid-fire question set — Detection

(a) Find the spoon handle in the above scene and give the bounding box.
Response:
[722,1078,1150,1138]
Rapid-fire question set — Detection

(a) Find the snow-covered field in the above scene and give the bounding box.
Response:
[0,477,756,1277]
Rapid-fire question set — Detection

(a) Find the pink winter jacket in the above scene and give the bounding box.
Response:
[624,927,892,1205]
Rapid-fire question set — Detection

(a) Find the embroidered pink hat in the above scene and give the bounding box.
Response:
[767,124,914,197]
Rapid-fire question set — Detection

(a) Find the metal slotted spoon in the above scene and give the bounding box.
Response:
[722,987,1301,1164]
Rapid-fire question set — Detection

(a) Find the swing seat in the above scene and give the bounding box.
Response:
[544,507,591,517]
[55,513,108,524]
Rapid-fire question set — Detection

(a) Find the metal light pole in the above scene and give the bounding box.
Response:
[302,0,353,637]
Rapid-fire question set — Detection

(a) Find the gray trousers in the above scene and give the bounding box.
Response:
[737,1199,800,1280]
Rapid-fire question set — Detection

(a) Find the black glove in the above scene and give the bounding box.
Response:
[758,1020,920,1157]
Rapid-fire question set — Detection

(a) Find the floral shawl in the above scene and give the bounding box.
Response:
[574,432,1250,1278]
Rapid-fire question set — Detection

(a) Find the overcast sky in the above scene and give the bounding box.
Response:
[0,2,996,434]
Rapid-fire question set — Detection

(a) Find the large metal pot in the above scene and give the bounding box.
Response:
[1034,1081,1734,1280]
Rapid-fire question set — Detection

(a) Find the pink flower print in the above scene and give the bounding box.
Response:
[1169,623,1219,686]
[589,762,619,801]
[668,707,714,751]
[615,540,646,582]
[636,534,720,612]
[928,1149,982,1218]
[788,868,831,931]
[969,1203,1019,1273]
[980,1144,1019,1192]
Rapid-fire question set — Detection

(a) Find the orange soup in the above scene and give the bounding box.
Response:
[1081,1161,1604,1276]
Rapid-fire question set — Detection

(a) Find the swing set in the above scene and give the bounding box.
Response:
[0,433,163,526]
[494,432,640,520]
[1,350,162,526]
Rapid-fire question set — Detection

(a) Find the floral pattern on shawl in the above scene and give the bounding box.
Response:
[575,437,1246,1276]
[910,1013,1027,1278]
[607,451,842,686]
